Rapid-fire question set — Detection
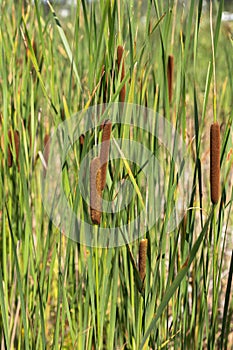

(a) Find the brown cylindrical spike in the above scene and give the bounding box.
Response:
[90,157,102,225]
[167,55,174,104]
[117,45,126,102]
[210,122,220,204]
[100,120,112,190]
[139,239,148,282]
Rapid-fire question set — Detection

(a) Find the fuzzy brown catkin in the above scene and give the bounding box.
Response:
[90,157,102,225]
[117,45,126,102]
[139,239,148,282]
[100,120,112,190]
[167,55,174,104]
[210,122,220,204]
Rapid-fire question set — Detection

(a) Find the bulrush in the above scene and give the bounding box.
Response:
[43,134,50,176]
[139,238,148,282]
[117,45,126,102]
[167,55,174,104]
[8,130,20,170]
[100,120,112,190]
[90,157,102,225]
[210,122,220,204]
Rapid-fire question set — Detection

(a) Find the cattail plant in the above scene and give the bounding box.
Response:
[117,45,126,102]
[100,120,112,190]
[210,122,220,204]
[8,130,20,170]
[139,238,148,282]
[90,157,102,225]
[167,55,174,104]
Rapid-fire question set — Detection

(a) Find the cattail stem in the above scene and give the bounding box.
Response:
[117,45,126,102]
[167,55,174,104]
[100,120,112,190]
[139,239,148,282]
[90,157,102,225]
[210,122,220,204]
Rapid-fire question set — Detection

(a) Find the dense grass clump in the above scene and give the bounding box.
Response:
[0,0,233,349]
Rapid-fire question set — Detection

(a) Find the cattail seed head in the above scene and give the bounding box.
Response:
[90,157,102,225]
[117,45,126,102]
[100,120,112,190]
[139,238,148,282]
[210,122,220,204]
[167,55,174,104]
